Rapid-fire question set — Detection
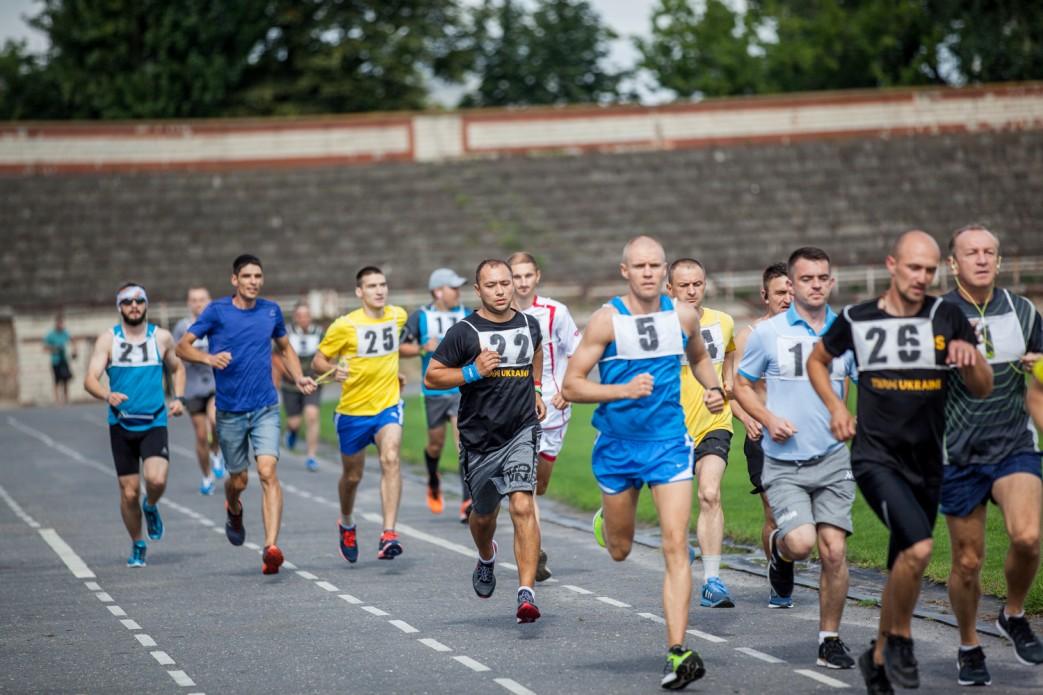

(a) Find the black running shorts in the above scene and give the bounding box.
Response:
[109,425,169,477]
[745,435,765,494]
[854,462,940,569]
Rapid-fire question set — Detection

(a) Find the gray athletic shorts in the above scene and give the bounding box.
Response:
[424,393,460,430]
[461,425,539,515]
[282,387,320,417]
[762,445,855,538]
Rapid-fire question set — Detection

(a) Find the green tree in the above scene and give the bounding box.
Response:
[0,40,57,119]
[934,1,1043,84]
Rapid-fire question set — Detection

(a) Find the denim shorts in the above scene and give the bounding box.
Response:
[216,403,281,474]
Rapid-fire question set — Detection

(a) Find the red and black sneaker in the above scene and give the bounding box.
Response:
[339,523,358,563]
[516,588,540,624]
[377,530,403,560]
[262,545,284,575]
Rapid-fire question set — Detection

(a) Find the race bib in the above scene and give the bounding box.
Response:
[478,326,534,367]
[355,321,399,358]
[612,311,684,360]
[969,311,1026,364]
[851,317,938,371]
[775,335,846,380]
[424,310,464,342]
[700,322,726,365]
[110,335,161,367]
[289,331,321,357]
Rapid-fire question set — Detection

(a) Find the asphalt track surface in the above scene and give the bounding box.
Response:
[2,404,1042,694]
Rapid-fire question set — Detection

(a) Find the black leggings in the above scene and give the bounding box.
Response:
[854,463,940,569]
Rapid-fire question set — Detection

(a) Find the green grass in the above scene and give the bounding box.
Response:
[315,397,1043,613]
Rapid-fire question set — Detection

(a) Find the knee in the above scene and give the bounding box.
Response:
[120,485,139,505]
[144,473,166,491]
[379,452,400,471]
[697,487,721,511]
[819,539,848,569]
[1010,528,1040,557]
[341,467,364,486]
[902,539,933,570]
[607,541,632,562]
[951,547,983,579]
[784,528,815,560]
[509,493,535,520]
[229,471,249,491]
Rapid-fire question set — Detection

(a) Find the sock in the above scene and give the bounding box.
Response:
[819,631,838,644]
[702,555,721,582]
[340,515,354,528]
[518,585,535,600]
[479,546,496,564]
[1004,608,1025,619]
[134,539,146,547]
[960,644,980,652]
[424,451,440,488]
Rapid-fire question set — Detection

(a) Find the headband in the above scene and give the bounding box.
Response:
[116,285,148,309]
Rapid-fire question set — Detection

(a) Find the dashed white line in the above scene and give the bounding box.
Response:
[295,570,319,580]
[107,605,128,617]
[244,542,261,551]
[495,678,538,695]
[0,484,41,528]
[167,670,196,687]
[388,620,418,634]
[315,581,339,592]
[120,619,142,630]
[84,581,101,591]
[637,612,666,624]
[135,634,158,647]
[563,584,593,595]
[211,527,224,535]
[418,637,452,652]
[735,647,786,664]
[794,669,850,688]
[686,628,727,644]
[95,592,114,603]
[282,560,298,570]
[596,596,631,608]
[500,561,518,570]
[197,518,215,527]
[151,651,176,666]
[453,655,491,672]
[361,606,389,616]
[338,594,363,605]
[38,528,95,578]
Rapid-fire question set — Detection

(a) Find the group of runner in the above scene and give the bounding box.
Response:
[81,225,1042,692]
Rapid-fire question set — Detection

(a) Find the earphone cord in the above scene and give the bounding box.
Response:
[953,272,1028,375]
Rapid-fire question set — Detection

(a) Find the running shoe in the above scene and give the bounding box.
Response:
[660,645,706,690]
[535,548,552,582]
[127,540,147,568]
[472,540,497,598]
[517,588,540,623]
[459,500,472,524]
[592,507,606,548]
[210,450,225,479]
[286,429,298,451]
[338,523,358,563]
[199,478,215,496]
[377,530,403,560]
[996,610,1043,665]
[305,457,319,473]
[767,528,794,607]
[817,636,855,669]
[883,634,919,689]
[859,642,895,695]
[688,545,696,565]
[262,544,284,575]
[426,482,444,515]
[225,501,245,546]
[956,646,991,686]
[142,500,164,541]
[700,577,735,608]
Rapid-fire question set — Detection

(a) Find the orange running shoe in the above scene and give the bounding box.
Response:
[426,484,444,514]
[262,545,284,575]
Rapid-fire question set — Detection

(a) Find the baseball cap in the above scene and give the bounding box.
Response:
[428,268,467,291]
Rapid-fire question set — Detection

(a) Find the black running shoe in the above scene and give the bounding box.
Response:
[225,501,245,546]
[956,646,991,686]
[884,635,919,689]
[472,540,497,598]
[767,528,794,602]
[817,636,855,669]
[535,548,552,582]
[660,645,706,690]
[859,643,895,695]
[996,611,1043,665]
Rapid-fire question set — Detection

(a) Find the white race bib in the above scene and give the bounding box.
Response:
[289,331,321,357]
[851,317,938,371]
[970,311,1026,364]
[700,322,726,365]
[775,335,846,380]
[425,309,464,342]
[478,326,534,367]
[110,332,161,367]
[355,321,399,358]
[611,311,684,360]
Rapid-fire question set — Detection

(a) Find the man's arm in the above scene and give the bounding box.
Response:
[951,342,993,398]
[728,325,762,438]
[83,332,124,406]
[158,330,185,417]
[678,304,724,413]
[561,308,651,403]
[808,341,855,441]
[275,335,316,394]
[176,331,230,369]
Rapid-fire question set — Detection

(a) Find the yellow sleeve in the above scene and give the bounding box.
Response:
[394,306,408,331]
[724,314,736,353]
[318,317,352,358]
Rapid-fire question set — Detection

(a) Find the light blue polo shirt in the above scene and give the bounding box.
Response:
[738,304,856,461]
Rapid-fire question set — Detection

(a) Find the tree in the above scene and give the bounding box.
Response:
[934,1,1043,84]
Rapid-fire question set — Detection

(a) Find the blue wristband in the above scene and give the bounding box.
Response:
[463,363,482,383]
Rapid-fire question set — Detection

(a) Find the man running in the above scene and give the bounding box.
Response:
[808,230,992,692]
[425,259,545,624]
[283,302,324,472]
[400,268,471,519]
[509,251,581,583]
[562,235,725,690]
[313,266,408,562]
[666,257,737,608]
[734,247,858,668]
[84,283,185,567]
[177,254,316,575]
[173,286,225,495]
[731,263,791,562]
[940,224,1043,686]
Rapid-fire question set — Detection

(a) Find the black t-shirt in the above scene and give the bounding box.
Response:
[820,296,977,483]
[431,310,542,453]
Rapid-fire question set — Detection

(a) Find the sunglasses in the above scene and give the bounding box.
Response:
[119,298,147,306]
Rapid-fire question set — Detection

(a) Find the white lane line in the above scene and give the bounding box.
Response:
[198,518,215,527]
[453,655,491,672]
[637,612,666,624]
[211,527,224,535]
[282,560,298,570]
[84,581,101,591]
[418,638,452,653]
[388,620,419,634]
[315,581,339,592]
[495,678,538,695]
[0,484,41,528]
[135,634,158,647]
[120,619,142,630]
[295,570,319,580]
[38,528,96,578]
[95,592,114,603]
[167,670,196,687]
[735,647,786,664]
[151,651,176,666]
[338,594,363,605]
[596,596,631,608]
[313,495,329,504]
[107,605,128,617]
[7,417,112,475]
[563,584,593,595]
[500,562,518,570]
[794,669,850,688]
[686,628,727,644]
[244,542,261,551]
[361,606,389,617]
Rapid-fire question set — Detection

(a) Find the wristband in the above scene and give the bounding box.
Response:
[463,363,483,383]
[534,386,543,396]
[176,396,187,405]
[533,380,542,388]
[709,386,726,400]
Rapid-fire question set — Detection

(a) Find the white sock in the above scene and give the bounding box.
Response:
[518,585,535,600]
[702,555,721,582]
[1004,608,1025,619]
[479,547,496,564]
[340,515,354,529]
[960,644,980,652]
[819,631,838,644]
[203,475,214,484]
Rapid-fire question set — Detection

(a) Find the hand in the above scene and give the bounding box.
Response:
[551,391,568,410]
[703,387,725,414]
[829,406,856,442]
[535,395,547,421]
[209,352,232,369]
[765,414,798,443]
[739,414,763,441]
[398,373,407,389]
[107,391,128,407]
[169,399,184,417]
[1021,352,1042,369]
[423,339,439,353]
[333,358,350,383]
[475,349,501,377]
[946,339,979,368]
[621,373,654,399]
[296,376,317,395]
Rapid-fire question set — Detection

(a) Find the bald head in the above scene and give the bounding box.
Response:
[622,235,666,265]
[889,229,940,262]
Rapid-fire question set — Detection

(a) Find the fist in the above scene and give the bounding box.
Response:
[107,391,128,407]
[475,349,501,377]
[946,340,978,368]
[551,391,568,410]
[209,352,232,370]
[334,358,349,383]
[297,376,317,395]
[535,396,547,421]
[169,399,184,417]
[624,373,654,400]
[830,408,856,442]
[703,388,725,414]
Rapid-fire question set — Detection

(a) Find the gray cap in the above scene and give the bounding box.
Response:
[428,268,467,291]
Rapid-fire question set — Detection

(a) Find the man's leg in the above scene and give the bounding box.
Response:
[425,422,447,509]
[993,472,1042,616]
[601,487,641,561]
[190,413,212,478]
[338,451,366,526]
[469,506,498,561]
[509,491,540,588]
[286,414,302,442]
[872,538,933,663]
[304,403,320,459]
[118,474,144,541]
[141,456,169,507]
[255,455,282,548]
[760,493,777,561]
[651,480,695,648]
[375,424,403,530]
[816,524,849,634]
[695,454,726,583]
[946,506,987,646]
[206,398,220,456]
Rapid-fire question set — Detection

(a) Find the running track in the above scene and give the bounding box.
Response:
[2,404,1041,694]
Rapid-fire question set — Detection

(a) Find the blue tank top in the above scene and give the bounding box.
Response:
[592,295,688,441]
[106,324,167,431]
[418,304,471,397]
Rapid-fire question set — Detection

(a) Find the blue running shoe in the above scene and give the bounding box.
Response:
[689,545,697,565]
[592,508,606,548]
[339,523,358,563]
[286,429,298,451]
[769,588,794,609]
[306,457,319,473]
[700,577,735,608]
[378,530,403,560]
[225,501,245,546]
[127,540,147,568]
[210,451,225,480]
[200,478,215,496]
[142,501,163,541]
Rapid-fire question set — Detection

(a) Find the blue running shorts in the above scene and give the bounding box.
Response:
[591,432,694,495]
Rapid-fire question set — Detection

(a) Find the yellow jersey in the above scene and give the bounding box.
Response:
[318,305,408,416]
[681,307,735,443]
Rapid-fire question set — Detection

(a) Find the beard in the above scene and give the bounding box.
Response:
[122,308,147,326]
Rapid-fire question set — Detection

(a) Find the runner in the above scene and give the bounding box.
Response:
[173,286,225,495]
[400,268,471,519]
[562,235,725,690]
[44,313,77,405]
[425,259,545,624]
[940,224,1043,685]
[808,230,992,692]
[313,266,408,562]
[508,251,581,583]
[84,283,185,567]
[666,257,737,608]
[734,247,858,668]
[730,263,791,562]
[283,302,324,473]
[177,254,317,575]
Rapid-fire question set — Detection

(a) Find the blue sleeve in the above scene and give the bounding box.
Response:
[188,304,217,339]
[843,350,859,384]
[401,310,422,343]
[271,303,287,339]
[738,327,769,382]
